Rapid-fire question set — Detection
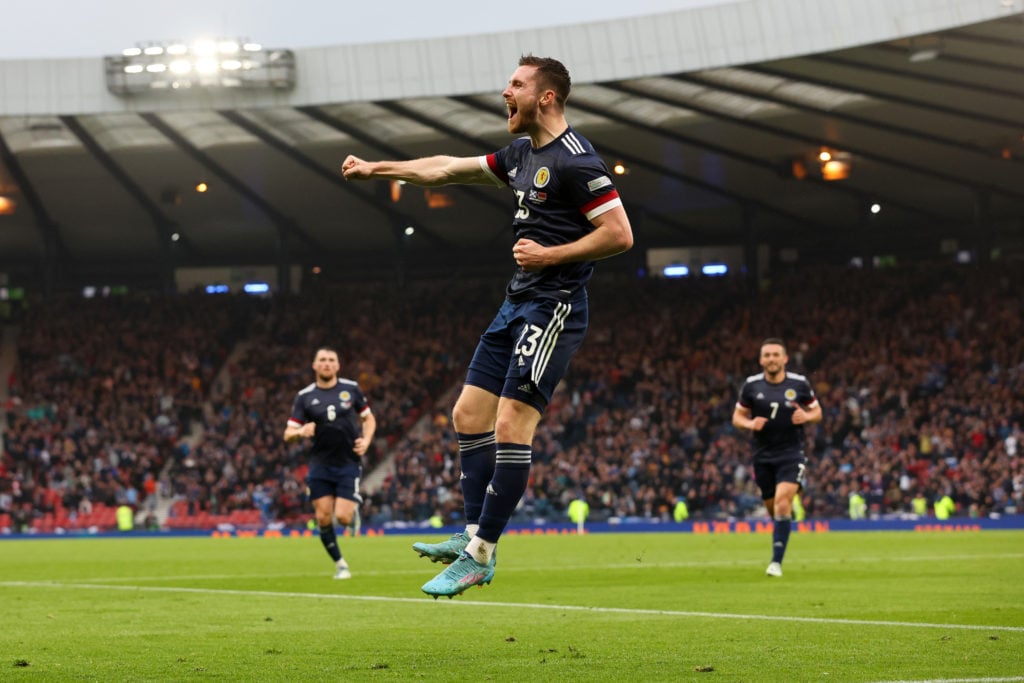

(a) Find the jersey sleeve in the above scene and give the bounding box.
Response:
[800,379,819,409]
[564,154,623,222]
[736,381,753,410]
[355,386,372,418]
[480,141,524,187]
[287,394,305,428]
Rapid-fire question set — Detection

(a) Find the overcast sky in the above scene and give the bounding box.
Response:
[1,0,720,59]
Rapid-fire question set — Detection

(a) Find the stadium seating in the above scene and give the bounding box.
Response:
[2,264,1022,534]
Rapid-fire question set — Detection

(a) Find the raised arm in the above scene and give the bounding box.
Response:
[341,154,494,187]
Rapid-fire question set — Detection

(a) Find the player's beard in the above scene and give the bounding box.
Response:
[508,99,537,134]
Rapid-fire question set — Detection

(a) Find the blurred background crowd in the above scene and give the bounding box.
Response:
[2,261,1022,533]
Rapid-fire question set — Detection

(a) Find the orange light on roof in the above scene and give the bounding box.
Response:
[821,159,849,181]
[424,189,454,209]
[195,182,208,193]
[0,195,16,215]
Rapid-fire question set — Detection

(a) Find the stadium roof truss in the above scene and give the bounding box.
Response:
[0,13,1022,290]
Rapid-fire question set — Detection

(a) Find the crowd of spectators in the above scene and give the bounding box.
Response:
[0,293,250,532]
[2,261,1022,533]
[368,263,1024,525]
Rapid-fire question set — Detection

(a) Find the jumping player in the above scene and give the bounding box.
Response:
[342,54,633,597]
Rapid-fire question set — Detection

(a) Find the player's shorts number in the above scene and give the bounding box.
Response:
[515,323,544,357]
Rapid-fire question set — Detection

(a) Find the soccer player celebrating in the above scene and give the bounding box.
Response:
[342,55,633,597]
[732,338,822,577]
[284,346,376,579]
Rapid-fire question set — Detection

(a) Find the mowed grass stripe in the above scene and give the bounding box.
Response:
[4,579,1022,633]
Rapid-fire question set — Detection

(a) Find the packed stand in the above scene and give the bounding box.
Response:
[1,293,251,533]
[160,278,501,528]
[373,263,1024,526]
[3,262,1022,533]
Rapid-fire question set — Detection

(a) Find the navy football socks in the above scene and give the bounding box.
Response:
[772,515,792,563]
[457,431,497,525]
[319,524,342,562]
[477,442,532,543]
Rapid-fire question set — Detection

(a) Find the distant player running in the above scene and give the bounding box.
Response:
[342,54,633,598]
[284,346,376,579]
[733,338,822,577]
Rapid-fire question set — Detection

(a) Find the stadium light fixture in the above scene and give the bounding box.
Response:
[105,38,295,95]
[702,264,728,276]
[821,158,850,181]
[662,265,689,278]
[243,282,271,294]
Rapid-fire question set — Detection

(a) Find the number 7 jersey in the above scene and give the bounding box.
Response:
[736,372,819,459]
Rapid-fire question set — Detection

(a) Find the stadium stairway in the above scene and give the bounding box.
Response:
[149,339,253,528]
[360,380,463,497]
[0,324,18,453]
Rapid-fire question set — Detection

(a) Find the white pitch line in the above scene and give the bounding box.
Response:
[867,678,1024,683]
[3,580,1023,633]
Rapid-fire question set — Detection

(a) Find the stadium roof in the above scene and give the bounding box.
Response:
[0,11,1022,290]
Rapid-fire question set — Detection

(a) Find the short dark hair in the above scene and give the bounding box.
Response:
[313,346,339,360]
[760,337,786,353]
[519,54,571,107]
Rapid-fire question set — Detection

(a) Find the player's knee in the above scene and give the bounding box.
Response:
[494,407,540,444]
[452,399,491,433]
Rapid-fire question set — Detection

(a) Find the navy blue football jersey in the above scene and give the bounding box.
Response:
[479,127,623,302]
[736,372,818,458]
[287,379,370,467]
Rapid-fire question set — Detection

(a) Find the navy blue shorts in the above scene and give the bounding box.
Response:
[465,290,588,414]
[754,453,807,500]
[307,462,363,503]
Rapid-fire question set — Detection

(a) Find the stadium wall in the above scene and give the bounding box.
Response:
[4,516,1023,540]
[0,0,1017,115]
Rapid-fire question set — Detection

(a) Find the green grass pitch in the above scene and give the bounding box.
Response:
[1,530,1022,681]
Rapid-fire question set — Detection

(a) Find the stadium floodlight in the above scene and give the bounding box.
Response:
[105,38,295,95]
[701,264,729,276]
